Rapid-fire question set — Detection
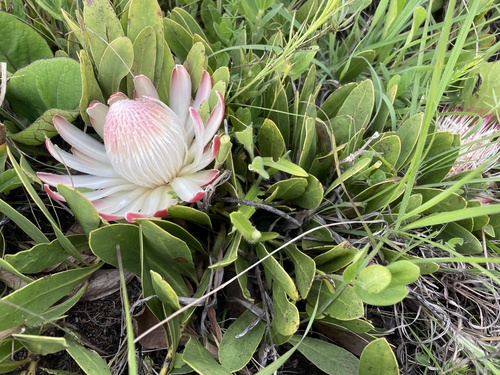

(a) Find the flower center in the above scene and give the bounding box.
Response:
[103,98,187,188]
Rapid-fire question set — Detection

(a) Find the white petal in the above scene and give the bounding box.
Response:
[45,140,120,178]
[108,92,128,105]
[183,169,220,186]
[193,71,212,109]
[91,186,149,214]
[169,65,192,125]
[203,92,224,145]
[134,74,159,99]
[38,173,127,189]
[86,102,108,138]
[171,176,205,202]
[53,115,107,160]
[180,135,220,175]
[185,108,205,166]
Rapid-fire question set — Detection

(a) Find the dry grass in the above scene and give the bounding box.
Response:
[388,247,500,374]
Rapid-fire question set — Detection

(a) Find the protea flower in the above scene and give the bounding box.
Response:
[38,65,224,222]
[437,107,500,176]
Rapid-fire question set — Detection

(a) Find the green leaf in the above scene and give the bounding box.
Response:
[83,0,124,66]
[330,115,354,146]
[342,245,369,283]
[289,46,319,80]
[354,283,409,306]
[272,285,299,336]
[356,265,391,294]
[211,232,241,268]
[381,248,439,275]
[235,125,255,159]
[0,359,29,373]
[284,245,316,299]
[297,117,318,171]
[258,119,286,159]
[354,180,405,213]
[292,175,324,209]
[359,338,398,375]
[313,242,358,273]
[154,40,175,102]
[126,0,164,83]
[163,18,192,62]
[260,156,309,177]
[34,0,66,20]
[0,257,33,285]
[0,198,48,244]
[57,185,101,236]
[230,211,261,244]
[395,113,423,169]
[371,134,401,173]
[0,266,98,330]
[183,337,231,375]
[336,50,376,83]
[325,157,371,195]
[5,234,88,273]
[169,7,210,43]
[129,26,157,86]
[65,335,112,375]
[166,205,212,228]
[248,156,270,179]
[90,224,141,274]
[468,61,500,113]
[411,188,467,214]
[10,109,79,145]
[79,49,104,125]
[386,260,420,285]
[307,280,364,320]
[150,270,181,310]
[264,79,290,143]
[372,82,398,134]
[149,219,205,254]
[256,244,299,300]
[139,220,197,292]
[266,178,308,202]
[42,279,89,323]
[418,132,460,184]
[288,336,359,375]
[219,309,266,372]
[97,37,134,97]
[337,79,374,133]
[319,83,357,121]
[10,150,82,261]
[0,11,52,72]
[184,42,208,93]
[6,58,82,122]
[0,169,21,193]
[403,200,500,230]
[438,221,483,254]
[12,335,68,355]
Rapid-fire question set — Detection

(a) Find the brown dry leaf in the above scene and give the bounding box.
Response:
[0,325,24,341]
[81,269,134,301]
[0,269,30,290]
[314,322,371,356]
[133,306,167,349]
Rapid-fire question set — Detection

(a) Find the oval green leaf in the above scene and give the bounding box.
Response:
[97,37,134,97]
[7,58,82,122]
[356,265,391,294]
[359,338,398,375]
[219,309,266,372]
[0,12,52,72]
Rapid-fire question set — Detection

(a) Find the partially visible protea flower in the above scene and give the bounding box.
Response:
[38,65,224,222]
[437,107,500,176]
